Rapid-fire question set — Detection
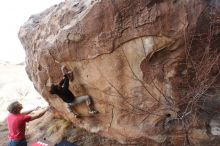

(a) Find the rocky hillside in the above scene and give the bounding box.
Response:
[18,0,220,145]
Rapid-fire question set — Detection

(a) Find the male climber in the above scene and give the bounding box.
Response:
[49,65,98,118]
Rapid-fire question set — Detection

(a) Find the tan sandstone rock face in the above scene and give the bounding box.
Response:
[18,0,220,144]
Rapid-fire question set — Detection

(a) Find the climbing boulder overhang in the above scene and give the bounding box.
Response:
[18,0,220,145]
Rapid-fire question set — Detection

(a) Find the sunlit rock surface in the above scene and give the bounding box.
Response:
[18,0,220,144]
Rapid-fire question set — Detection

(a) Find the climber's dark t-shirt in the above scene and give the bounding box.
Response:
[55,75,75,103]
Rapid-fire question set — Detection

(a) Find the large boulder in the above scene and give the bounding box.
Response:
[18,0,220,144]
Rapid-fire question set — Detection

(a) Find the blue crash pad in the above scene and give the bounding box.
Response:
[55,140,78,146]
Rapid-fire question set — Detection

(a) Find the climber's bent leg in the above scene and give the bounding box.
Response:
[66,103,79,118]
[72,95,91,105]
[73,95,98,115]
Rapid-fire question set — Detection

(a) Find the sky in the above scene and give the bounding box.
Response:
[0,0,63,64]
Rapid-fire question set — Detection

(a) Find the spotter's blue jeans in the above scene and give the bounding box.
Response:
[8,139,27,146]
